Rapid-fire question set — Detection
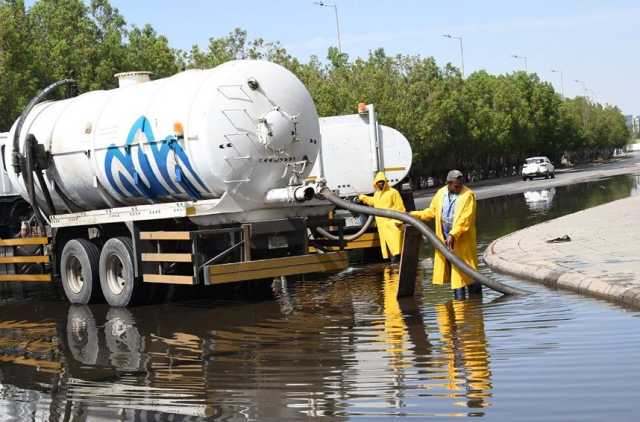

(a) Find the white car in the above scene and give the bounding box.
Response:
[522,156,555,180]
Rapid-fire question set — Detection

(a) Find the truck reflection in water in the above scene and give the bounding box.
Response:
[0,273,495,420]
[523,188,556,212]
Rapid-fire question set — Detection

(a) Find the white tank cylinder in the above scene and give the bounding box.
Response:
[3,60,321,213]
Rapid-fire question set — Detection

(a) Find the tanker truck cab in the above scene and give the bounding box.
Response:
[1,60,348,306]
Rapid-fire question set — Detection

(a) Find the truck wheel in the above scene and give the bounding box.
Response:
[99,237,139,307]
[60,239,102,304]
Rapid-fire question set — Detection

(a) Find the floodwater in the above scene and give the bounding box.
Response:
[0,175,639,421]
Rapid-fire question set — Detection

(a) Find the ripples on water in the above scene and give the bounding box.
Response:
[0,175,639,421]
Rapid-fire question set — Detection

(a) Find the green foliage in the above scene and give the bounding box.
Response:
[0,3,630,178]
[0,0,180,129]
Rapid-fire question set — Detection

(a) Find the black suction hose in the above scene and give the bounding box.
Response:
[12,79,76,174]
[11,79,76,234]
[23,135,45,233]
[318,187,529,296]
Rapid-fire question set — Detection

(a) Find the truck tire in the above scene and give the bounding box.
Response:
[60,239,102,304]
[99,237,139,307]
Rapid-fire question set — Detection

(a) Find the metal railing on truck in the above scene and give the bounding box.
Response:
[0,236,51,282]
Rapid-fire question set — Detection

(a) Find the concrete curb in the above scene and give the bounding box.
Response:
[484,237,640,309]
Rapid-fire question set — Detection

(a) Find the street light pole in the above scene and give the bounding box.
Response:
[512,54,528,72]
[573,79,588,98]
[551,69,564,98]
[314,2,342,54]
[442,34,464,77]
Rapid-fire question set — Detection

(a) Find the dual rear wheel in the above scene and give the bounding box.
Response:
[60,237,139,307]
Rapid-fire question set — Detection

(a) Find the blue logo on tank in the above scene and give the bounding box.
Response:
[104,116,208,200]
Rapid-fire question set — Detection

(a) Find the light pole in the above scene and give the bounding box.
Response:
[512,54,528,72]
[442,34,464,77]
[313,2,342,54]
[550,69,564,98]
[573,79,588,98]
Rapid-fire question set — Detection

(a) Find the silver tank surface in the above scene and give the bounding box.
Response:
[3,60,321,213]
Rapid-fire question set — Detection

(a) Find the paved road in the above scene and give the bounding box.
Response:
[414,152,640,209]
[484,194,640,308]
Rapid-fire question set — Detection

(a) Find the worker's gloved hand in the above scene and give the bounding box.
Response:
[445,234,455,250]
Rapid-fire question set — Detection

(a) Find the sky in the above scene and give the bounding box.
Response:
[108,0,639,115]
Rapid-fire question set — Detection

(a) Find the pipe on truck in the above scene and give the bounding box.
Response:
[318,186,529,296]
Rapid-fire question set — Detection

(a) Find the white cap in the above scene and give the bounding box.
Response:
[446,169,463,182]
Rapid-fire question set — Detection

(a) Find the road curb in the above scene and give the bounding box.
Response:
[483,237,640,309]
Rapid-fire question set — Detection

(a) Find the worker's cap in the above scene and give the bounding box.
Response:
[446,169,464,182]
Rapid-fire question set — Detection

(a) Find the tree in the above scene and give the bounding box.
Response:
[0,0,37,129]
[0,9,630,176]
[124,24,179,78]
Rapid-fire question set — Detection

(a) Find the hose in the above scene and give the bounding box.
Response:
[318,187,529,296]
[12,79,76,175]
[23,135,46,234]
[11,79,76,235]
[315,214,375,242]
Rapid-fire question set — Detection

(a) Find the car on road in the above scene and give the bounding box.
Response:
[522,156,555,180]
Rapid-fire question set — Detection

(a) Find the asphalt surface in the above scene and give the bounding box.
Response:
[414,152,640,209]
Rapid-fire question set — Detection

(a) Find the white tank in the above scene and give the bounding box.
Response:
[3,60,321,213]
[311,114,412,197]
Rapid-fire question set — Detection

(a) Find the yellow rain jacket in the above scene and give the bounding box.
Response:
[358,172,406,259]
[410,185,477,289]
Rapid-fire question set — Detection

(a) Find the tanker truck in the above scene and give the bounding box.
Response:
[0,60,350,307]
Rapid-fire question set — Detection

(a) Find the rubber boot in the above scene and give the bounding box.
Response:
[467,282,483,296]
[453,287,466,300]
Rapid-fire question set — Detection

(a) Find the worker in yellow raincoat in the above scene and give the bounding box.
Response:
[358,171,406,263]
[410,170,481,298]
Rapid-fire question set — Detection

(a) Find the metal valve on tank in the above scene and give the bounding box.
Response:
[257,107,298,151]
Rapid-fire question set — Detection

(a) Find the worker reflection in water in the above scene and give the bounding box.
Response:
[410,170,481,299]
[358,171,406,263]
[435,298,492,408]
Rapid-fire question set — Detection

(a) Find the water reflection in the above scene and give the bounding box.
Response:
[523,188,556,212]
[631,174,640,196]
[435,298,492,409]
[0,272,499,420]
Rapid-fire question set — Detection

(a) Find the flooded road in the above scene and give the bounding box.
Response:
[0,175,639,421]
